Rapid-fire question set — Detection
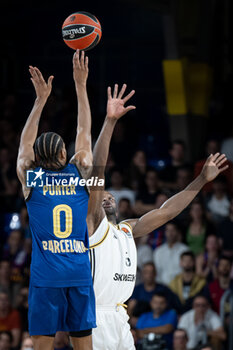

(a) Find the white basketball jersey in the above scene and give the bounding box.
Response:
[89,216,137,305]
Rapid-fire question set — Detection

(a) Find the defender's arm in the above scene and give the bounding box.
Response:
[126,154,228,237]
[87,84,136,236]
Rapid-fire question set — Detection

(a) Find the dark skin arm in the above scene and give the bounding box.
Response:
[126,153,228,237]
[136,324,174,339]
[16,67,54,198]
[87,84,136,235]
[69,50,93,178]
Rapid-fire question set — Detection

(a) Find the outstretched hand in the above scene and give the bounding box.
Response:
[201,153,228,183]
[29,66,53,101]
[73,49,89,87]
[107,84,136,120]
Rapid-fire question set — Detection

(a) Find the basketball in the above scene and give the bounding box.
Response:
[62,11,102,51]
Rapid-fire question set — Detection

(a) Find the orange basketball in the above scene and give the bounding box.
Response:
[62,11,102,51]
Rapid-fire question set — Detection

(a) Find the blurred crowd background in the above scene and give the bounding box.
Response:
[0,0,233,349]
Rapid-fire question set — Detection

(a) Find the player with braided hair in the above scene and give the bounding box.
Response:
[16,50,95,350]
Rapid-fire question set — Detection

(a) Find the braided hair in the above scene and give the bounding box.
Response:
[34,132,65,169]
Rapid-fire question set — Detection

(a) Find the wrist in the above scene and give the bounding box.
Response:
[106,115,118,124]
[198,172,208,186]
[75,82,87,90]
[35,97,47,105]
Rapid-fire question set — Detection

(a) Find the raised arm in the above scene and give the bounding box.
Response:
[17,66,53,191]
[70,50,92,175]
[128,153,228,237]
[87,84,135,235]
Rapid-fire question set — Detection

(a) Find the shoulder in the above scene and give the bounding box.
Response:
[67,161,81,175]
[154,243,167,255]
[156,282,169,291]
[180,309,193,322]
[89,216,110,249]
[193,274,206,286]
[178,243,189,252]
[119,220,134,238]
[69,153,92,180]
[170,274,182,285]
[207,309,221,321]
[165,309,177,320]
[206,309,222,328]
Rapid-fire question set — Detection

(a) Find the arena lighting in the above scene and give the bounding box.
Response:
[9,213,20,230]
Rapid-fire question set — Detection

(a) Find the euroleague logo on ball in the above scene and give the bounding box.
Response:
[70,15,76,22]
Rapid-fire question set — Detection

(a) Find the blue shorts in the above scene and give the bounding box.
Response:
[28,284,96,336]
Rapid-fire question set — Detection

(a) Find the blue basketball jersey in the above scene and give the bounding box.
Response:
[26,163,92,287]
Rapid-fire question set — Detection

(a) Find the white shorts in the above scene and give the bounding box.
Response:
[92,305,135,350]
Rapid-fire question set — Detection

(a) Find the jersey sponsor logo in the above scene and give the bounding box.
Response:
[121,227,132,238]
[125,257,131,266]
[113,273,136,282]
[42,239,88,254]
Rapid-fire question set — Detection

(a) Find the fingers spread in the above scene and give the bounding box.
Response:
[30,78,36,88]
[85,56,89,69]
[219,165,229,173]
[216,157,227,168]
[81,50,85,68]
[74,49,81,68]
[34,67,45,83]
[29,67,38,81]
[113,84,118,98]
[123,90,135,103]
[107,86,112,99]
[125,105,136,112]
[48,75,54,87]
[118,84,127,99]
[211,152,220,163]
[215,154,226,165]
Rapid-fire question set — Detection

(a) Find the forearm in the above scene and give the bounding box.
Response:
[87,117,117,234]
[208,329,226,341]
[133,174,207,237]
[161,174,207,215]
[19,97,46,148]
[93,117,117,168]
[75,84,92,150]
